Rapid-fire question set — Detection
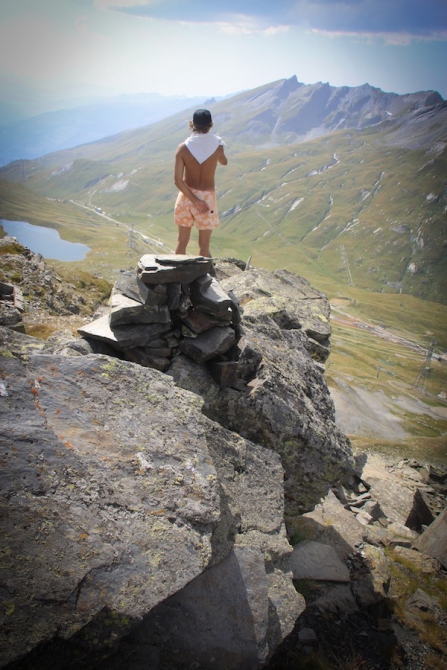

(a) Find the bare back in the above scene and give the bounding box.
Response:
[175,144,227,191]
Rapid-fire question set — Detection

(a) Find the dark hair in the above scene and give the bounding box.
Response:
[189,120,213,133]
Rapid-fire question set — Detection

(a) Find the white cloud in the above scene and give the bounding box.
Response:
[311,28,447,46]
[219,22,289,36]
[102,0,447,41]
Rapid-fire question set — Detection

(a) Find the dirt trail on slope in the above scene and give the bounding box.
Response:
[329,380,447,440]
[327,302,447,445]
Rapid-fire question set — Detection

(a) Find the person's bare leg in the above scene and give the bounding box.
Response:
[176,226,191,254]
[198,229,212,257]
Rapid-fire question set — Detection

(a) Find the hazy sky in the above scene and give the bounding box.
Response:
[1,0,446,115]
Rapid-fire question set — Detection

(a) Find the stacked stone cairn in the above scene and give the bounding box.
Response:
[78,254,243,386]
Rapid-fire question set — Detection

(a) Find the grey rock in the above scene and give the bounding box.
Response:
[306,336,331,362]
[361,526,391,547]
[46,330,119,358]
[0,280,14,299]
[179,326,236,363]
[172,266,355,516]
[129,546,304,670]
[166,282,181,309]
[361,456,415,525]
[351,545,391,607]
[165,331,181,348]
[298,628,318,643]
[78,314,171,350]
[79,257,239,370]
[290,540,350,582]
[124,347,171,371]
[145,346,172,358]
[362,525,414,549]
[0,281,24,311]
[175,292,193,317]
[405,488,436,532]
[13,285,25,311]
[0,352,219,667]
[0,256,358,668]
[0,303,24,330]
[413,507,447,568]
[130,425,305,670]
[181,307,228,334]
[137,254,212,284]
[191,275,233,316]
[113,271,166,305]
[405,588,439,613]
[208,360,241,388]
[301,490,365,559]
[227,289,243,327]
[393,546,442,573]
[361,500,386,521]
[387,522,419,541]
[143,337,167,347]
[313,584,359,614]
[137,547,272,668]
[167,354,212,396]
[355,509,374,525]
[222,267,331,342]
[109,293,171,326]
[347,492,372,507]
[0,324,49,355]
[0,341,301,668]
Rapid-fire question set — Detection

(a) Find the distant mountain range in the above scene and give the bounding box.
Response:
[0,92,210,166]
[199,75,445,151]
[1,76,446,305]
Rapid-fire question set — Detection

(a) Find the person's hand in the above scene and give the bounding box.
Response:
[194,197,209,214]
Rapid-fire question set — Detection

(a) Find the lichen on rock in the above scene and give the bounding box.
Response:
[0,251,356,669]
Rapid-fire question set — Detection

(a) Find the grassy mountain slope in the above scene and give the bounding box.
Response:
[3,139,445,305]
[0,77,446,312]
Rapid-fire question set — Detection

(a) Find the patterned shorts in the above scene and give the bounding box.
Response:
[174,188,219,230]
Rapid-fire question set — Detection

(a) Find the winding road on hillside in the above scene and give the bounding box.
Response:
[330,307,427,355]
[69,199,174,253]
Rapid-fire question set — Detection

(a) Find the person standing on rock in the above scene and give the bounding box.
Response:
[174,109,227,257]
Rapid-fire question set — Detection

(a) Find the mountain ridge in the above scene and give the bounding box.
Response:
[210,75,446,150]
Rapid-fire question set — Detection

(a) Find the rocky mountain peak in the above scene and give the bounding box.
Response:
[276,74,302,98]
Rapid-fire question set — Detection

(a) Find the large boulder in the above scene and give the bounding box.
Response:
[0,336,303,669]
[413,507,447,568]
[170,265,355,519]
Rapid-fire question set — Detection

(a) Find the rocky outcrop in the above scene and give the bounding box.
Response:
[0,236,111,331]
[0,338,303,669]
[171,262,354,517]
[75,255,355,517]
[0,252,354,669]
[414,507,447,568]
[1,249,446,669]
[267,453,447,670]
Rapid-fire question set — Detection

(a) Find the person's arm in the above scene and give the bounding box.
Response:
[174,146,209,213]
[217,144,228,166]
